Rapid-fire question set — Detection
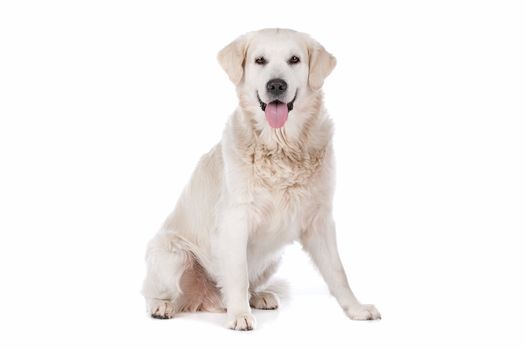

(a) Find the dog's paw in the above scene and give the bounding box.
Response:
[250,291,280,310]
[227,312,256,331]
[149,299,176,319]
[345,304,381,320]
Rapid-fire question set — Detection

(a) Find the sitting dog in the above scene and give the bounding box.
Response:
[142,28,381,331]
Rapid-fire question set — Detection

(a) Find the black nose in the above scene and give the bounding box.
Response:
[266,78,288,96]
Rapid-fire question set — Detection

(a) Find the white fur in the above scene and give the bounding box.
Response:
[142,28,380,330]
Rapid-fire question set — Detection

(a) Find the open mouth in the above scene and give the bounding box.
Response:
[256,90,297,129]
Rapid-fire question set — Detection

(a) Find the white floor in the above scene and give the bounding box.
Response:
[3,241,520,349]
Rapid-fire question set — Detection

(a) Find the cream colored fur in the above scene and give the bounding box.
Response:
[142,28,380,330]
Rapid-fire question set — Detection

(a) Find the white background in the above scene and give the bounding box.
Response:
[1,0,524,348]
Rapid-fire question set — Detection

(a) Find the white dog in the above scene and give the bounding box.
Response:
[142,28,380,331]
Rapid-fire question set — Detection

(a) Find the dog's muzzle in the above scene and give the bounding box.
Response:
[256,90,297,112]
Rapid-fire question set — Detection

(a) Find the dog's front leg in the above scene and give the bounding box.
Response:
[301,211,381,320]
[216,204,255,331]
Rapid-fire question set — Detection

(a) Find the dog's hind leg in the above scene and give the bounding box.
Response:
[142,232,191,319]
[249,259,281,310]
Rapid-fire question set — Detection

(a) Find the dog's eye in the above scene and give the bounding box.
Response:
[255,57,267,65]
[288,55,300,64]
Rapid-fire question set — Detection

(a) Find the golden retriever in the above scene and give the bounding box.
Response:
[142,28,380,331]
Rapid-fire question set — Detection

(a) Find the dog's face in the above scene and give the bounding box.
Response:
[218,29,336,130]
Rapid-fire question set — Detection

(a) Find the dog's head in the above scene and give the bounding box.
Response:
[218,29,336,130]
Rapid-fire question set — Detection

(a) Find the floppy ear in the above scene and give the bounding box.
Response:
[217,35,248,85]
[308,41,337,91]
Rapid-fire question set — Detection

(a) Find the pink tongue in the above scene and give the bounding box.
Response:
[265,102,288,128]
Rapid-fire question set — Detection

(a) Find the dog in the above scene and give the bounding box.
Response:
[142,28,381,331]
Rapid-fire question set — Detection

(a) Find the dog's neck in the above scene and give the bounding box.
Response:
[232,92,333,159]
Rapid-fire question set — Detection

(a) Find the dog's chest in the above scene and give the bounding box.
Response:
[251,145,325,191]
[246,147,327,254]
